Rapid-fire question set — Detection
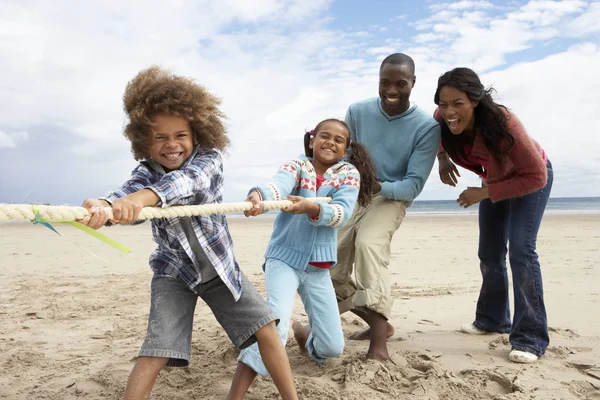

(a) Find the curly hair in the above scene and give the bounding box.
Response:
[303,119,377,207]
[123,66,229,160]
[433,67,515,163]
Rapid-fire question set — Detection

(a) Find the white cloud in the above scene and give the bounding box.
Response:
[265,87,332,126]
[509,0,587,26]
[367,46,398,55]
[414,32,441,43]
[568,1,600,35]
[0,131,29,149]
[447,0,494,10]
[284,0,333,20]
[408,0,594,73]
[209,0,282,21]
[349,31,371,37]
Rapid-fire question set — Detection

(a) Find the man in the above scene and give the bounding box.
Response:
[331,53,441,360]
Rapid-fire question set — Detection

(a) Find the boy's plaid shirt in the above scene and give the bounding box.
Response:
[101,147,243,300]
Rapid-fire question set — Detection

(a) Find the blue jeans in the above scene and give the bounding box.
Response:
[238,259,344,376]
[473,161,553,357]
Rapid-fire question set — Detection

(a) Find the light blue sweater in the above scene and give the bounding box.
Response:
[345,98,441,203]
[251,155,360,270]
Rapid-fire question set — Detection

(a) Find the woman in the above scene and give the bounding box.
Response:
[434,67,553,364]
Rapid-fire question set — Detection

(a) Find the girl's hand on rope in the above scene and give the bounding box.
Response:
[77,198,111,229]
[283,196,320,219]
[244,191,265,217]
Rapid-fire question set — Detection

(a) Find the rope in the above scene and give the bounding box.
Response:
[0,198,332,223]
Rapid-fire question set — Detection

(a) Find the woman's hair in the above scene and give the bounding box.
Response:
[433,67,515,163]
[123,65,229,160]
[303,119,377,207]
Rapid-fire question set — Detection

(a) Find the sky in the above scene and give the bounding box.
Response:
[1,0,599,206]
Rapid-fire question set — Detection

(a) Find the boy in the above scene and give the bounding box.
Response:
[79,66,297,400]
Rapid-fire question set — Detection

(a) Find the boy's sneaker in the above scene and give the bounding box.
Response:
[509,349,538,364]
[460,323,488,335]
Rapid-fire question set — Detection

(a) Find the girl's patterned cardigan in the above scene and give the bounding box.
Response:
[250,155,360,270]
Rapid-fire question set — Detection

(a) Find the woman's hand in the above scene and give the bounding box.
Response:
[244,190,265,217]
[457,187,489,208]
[438,153,460,187]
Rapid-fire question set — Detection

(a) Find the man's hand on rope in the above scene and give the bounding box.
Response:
[244,190,265,217]
[77,198,111,229]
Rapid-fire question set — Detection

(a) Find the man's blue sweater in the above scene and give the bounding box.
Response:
[345,98,441,203]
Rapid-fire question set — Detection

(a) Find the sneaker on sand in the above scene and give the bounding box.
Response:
[460,323,488,335]
[509,349,538,364]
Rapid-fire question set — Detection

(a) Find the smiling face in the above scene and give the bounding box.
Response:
[148,114,194,171]
[310,121,349,167]
[437,86,479,135]
[378,63,415,116]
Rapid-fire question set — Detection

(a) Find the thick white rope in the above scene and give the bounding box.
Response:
[0,198,332,223]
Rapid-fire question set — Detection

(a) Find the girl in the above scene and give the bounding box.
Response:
[434,67,552,364]
[227,118,377,398]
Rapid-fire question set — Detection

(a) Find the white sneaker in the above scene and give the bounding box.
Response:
[509,349,539,364]
[460,323,488,335]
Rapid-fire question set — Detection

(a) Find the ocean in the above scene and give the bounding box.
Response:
[407,196,600,216]
[228,197,600,218]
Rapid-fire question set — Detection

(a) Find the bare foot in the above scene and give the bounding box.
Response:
[292,320,310,355]
[348,323,395,341]
[366,348,390,361]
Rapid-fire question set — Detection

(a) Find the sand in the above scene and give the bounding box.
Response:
[0,214,599,399]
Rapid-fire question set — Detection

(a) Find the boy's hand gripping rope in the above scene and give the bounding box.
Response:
[0,198,332,223]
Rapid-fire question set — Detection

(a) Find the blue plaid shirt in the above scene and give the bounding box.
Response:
[101,147,243,300]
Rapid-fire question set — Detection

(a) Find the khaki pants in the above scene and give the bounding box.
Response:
[331,194,406,320]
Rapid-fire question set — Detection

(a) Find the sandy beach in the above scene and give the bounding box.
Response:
[1,214,599,399]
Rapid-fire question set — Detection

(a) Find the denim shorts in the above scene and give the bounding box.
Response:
[139,273,278,367]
